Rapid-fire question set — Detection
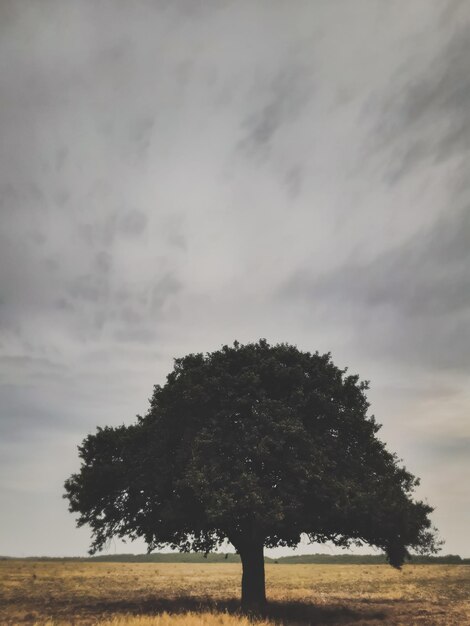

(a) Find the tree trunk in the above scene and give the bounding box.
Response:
[239,542,266,611]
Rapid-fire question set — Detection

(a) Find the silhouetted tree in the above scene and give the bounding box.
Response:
[64,340,439,609]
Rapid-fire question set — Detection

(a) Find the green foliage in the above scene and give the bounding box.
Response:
[64,340,440,568]
[4,553,466,564]
[3,552,466,564]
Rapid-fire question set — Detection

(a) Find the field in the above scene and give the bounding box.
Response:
[0,561,469,625]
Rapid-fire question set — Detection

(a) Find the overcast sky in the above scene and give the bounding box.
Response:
[1,0,469,558]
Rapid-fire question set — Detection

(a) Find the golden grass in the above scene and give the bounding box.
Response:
[0,560,468,625]
[96,612,272,626]
[32,613,270,626]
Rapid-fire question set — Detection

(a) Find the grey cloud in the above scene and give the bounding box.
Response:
[238,65,314,159]
[78,209,148,248]
[425,436,470,461]
[0,388,62,441]
[62,267,183,342]
[1,0,469,557]
[0,355,61,371]
[280,204,470,370]
[0,182,47,217]
[101,270,184,344]
[118,209,148,237]
[68,273,109,305]
[113,327,157,344]
[161,214,187,251]
[78,211,119,249]
[130,117,155,160]
[168,229,187,251]
[373,25,470,182]
[439,0,467,25]
[0,356,64,388]
[150,272,182,313]
[55,146,68,172]
[95,250,112,274]
[283,165,303,199]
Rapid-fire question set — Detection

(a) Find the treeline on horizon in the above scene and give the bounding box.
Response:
[1,552,468,564]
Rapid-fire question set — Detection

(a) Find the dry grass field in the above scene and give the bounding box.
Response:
[0,561,468,626]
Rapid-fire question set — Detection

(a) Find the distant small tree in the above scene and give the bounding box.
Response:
[64,340,439,609]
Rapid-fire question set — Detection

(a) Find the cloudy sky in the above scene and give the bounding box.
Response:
[1,0,469,558]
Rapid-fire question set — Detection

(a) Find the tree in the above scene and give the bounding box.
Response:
[64,340,439,610]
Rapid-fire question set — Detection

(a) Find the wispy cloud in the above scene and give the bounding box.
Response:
[0,0,469,557]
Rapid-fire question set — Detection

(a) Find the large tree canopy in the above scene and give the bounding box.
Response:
[64,340,439,608]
